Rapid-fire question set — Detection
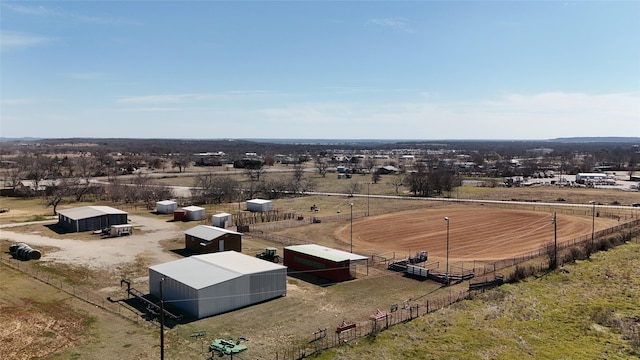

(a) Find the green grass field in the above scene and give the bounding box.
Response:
[311,241,640,360]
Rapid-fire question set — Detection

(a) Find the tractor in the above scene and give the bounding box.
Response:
[256,247,280,263]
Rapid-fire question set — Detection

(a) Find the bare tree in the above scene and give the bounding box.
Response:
[193,173,238,204]
[45,177,71,215]
[72,155,103,201]
[299,178,317,194]
[171,154,191,173]
[315,158,329,178]
[21,154,51,197]
[290,162,306,193]
[389,176,403,194]
[242,165,266,182]
[3,166,24,192]
[348,181,362,196]
[364,157,377,175]
[260,177,288,199]
[371,170,381,184]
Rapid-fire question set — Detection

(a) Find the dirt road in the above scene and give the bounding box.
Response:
[0,215,183,270]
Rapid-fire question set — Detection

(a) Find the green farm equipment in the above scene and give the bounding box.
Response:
[208,337,248,356]
[256,247,280,263]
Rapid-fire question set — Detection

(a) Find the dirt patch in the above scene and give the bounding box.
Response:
[0,215,183,271]
[0,298,84,360]
[336,205,620,265]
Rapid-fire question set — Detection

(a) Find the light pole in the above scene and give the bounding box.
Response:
[444,216,450,285]
[160,277,165,360]
[552,212,557,269]
[367,182,370,217]
[350,203,354,253]
[589,200,595,251]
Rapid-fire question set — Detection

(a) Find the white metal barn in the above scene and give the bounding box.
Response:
[212,212,233,228]
[148,251,287,319]
[246,199,272,212]
[156,200,178,214]
[182,206,206,221]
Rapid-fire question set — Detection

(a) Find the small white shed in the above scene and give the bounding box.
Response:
[212,212,233,228]
[182,206,206,221]
[247,199,272,212]
[156,200,178,214]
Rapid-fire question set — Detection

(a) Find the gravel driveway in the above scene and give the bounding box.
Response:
[0,215,183,270]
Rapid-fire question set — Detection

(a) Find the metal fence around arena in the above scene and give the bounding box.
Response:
[274,288,473,360]
[4,204,638,360]
[269,216,640,359]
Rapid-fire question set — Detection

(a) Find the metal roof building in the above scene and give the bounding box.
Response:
[57,206,128,232]
[182,205,206,221]
[284,244,368,282]
[149,251,287,319]
[212,212,233,228]
[246,199,272,212]
[156,200,178,214]
[184,225,242,254]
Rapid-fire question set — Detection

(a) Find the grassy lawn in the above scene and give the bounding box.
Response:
[311,241,640,360]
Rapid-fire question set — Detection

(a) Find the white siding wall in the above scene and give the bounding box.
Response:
[186,208,206,221]
[149,269,199,318]
[196,268,286,318]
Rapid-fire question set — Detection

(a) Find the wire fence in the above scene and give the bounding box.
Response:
[3,206,639,360]
[269,217,640,359]
[273,288,478,360]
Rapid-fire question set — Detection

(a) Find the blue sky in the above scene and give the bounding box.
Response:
[1,1,639,140]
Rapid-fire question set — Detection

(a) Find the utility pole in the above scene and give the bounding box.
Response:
[552,212,557,269]
[350,203,354,253]
[444,216,450,285]
[590,200,595,252]
[160,277,165,360]
[367,182,370,217]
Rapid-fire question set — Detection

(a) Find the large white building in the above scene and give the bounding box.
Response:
[149,251,286,319]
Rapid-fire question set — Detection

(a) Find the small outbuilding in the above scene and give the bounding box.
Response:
[156,200,178,214]
[57,206,128,233]
[182,206,206,221]
[246,199,272,212]
[284,244,368,282]
[148,251,287,319]
[212,212,233,228]
[185,225,242,254]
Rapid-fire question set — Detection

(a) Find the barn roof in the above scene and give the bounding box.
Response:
[285,244,367,262]
[213,212,232,218]
[247,199,271,204]
[182,205,205,212]
[149,251,285,290]
[185,225,240,240]
[57,206,127,220]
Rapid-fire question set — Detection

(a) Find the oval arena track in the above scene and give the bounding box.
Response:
[336,205,618,263]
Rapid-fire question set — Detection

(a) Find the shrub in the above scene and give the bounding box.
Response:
[590,306,619,328]
[509,265,536,282]
[597,238,613,252]
[564,247,584,263]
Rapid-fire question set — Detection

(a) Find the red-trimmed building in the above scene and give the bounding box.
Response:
[283,244,368,282]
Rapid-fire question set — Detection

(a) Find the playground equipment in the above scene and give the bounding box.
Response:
[256,247,280,263]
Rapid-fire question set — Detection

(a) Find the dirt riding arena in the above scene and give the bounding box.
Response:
[336,205,621,269]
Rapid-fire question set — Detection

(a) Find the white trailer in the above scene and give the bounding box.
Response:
[109,224,132,237]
